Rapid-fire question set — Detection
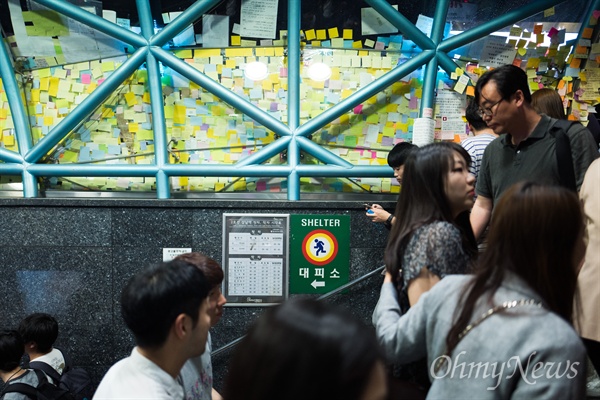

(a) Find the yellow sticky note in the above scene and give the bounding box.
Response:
[544,7,555,17]
[125,92,137,107]
[174,49,193,59]
[101,61,115,72]
[316,29,327,40]
[231,35,241,46]
[352,40,362,49]
[305,29,316,41]
[129,123,139,133]
[343,29,353,40]
[3,133,15,146]
[328,27,339,39]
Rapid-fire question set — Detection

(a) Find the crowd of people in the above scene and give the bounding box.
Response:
[2,64,599,399]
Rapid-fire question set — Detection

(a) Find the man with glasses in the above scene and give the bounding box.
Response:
[470,64,598,240]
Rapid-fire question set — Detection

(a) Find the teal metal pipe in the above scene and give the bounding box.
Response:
[27,164,158,176]
[136,0,155,41]
[364,0,435,51]
[0,148,23,164]
[162,164,291,176]
[286,0,302,199]
[0,164,23,174]
[421,57,439,112]
[34,0,147,47]
[431,0,450,44]
[145,50,170,198]
[152,0,221,47]
[152,48,292,137]
[439,0,567,52]
[297,137,353,168]
[287,0,301,132]
[295,164,391,177]
[437,52,461,77]
[235,137,292,168]
[296,50,434,137]
[24,48,148,163]
[22,169,38,198]
[0,39,32,154]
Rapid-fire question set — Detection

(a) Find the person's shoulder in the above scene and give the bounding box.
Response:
[426,220,460,235]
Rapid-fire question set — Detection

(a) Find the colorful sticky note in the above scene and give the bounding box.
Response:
[328,27,339,39]
[305,29,316,41]
[316,30,327,40]
[343,29,353,40]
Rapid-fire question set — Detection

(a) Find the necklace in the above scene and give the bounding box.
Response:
[434,299,543,372]
[0,367,22,393]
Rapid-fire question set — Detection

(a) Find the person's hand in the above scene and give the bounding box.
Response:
[384,270,394,283]
[365,204,391,224]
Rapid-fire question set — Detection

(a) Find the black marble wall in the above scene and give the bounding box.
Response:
[0,197,395,392]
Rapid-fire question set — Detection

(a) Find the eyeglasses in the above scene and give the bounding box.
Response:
[477,98,503,117]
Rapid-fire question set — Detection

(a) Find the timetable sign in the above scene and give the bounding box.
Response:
[222,214,289,306]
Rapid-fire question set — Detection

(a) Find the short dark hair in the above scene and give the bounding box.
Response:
[475,65,532,105]
[18,313,59,353]
[174,252,223,289]
[387,142,417,168]
[0,330,24,372]
[224,298,384,400]
[465,99,488,132]
[120,260,209,349]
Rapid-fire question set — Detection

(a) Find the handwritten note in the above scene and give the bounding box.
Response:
[240,0,279,39]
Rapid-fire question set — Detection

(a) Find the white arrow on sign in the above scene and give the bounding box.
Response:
[311,280,325,289]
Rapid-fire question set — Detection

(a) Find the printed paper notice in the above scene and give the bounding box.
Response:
[240,0,279,39]
[479,36,517,68]
[361,6,399,36]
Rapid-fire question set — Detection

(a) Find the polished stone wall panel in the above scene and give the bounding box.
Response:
[0,198,395,392]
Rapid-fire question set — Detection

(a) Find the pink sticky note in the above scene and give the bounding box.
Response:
[280,68,288,77]
[257,181,267,191]
[374,41,385,50]
[81,74,91,84]
[97,78,105,85]
[593,10,600,18]
[409,96,418,109]
[547,27,559,37]
[353,104,363,114]
[371,151,377,159]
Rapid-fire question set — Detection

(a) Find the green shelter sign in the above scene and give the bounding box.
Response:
[289,215,350,294]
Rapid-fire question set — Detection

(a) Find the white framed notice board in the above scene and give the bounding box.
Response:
[222,213,289,306]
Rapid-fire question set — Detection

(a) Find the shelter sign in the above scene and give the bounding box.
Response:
[289,215,350,294]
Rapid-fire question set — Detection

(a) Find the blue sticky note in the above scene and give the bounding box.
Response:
[108,145,121,155]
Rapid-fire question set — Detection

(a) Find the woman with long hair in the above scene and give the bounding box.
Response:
[373,182,587,398]
[385,141,477,311]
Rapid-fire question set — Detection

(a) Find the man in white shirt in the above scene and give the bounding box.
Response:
[94,260,212,399]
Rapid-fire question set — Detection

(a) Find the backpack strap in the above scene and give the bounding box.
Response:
[1,382,39,399]
[1,369,46,399]
[549,119,577,192]
[29,361,62,384]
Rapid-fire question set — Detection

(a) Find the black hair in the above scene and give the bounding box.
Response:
[0,330,25,372]
[385,142,475,282]
[465,99,488,131]
[120,260,209,349]
[223,298,384,400]
[475,64,532,105]
[174,252,223,290]
[387,142,417,169]
[18,313,59,353]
